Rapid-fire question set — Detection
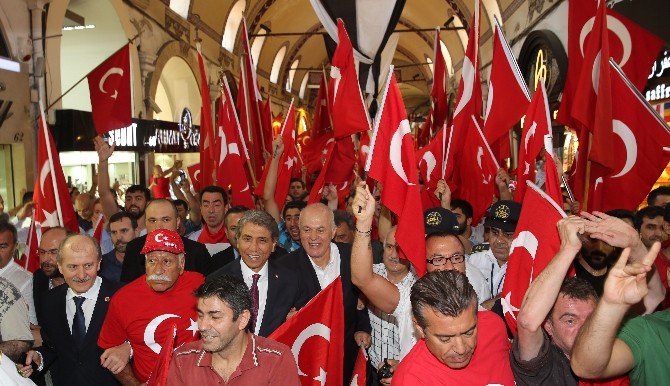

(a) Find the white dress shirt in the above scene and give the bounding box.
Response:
[308,243,341,289]
[467,249,507,297]
[65,276,102,333]
[0,260,36,325]
[240,260,269,335]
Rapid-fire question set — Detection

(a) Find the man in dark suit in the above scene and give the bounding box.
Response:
[121,199,211,282]
[279,203,372,382]
[18,234,122,385]
[34,227,70,325]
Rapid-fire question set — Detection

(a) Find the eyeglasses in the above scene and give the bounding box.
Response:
[426,253,465,266]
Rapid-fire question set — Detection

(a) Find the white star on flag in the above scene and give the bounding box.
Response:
[501,291,520,320]
[187,318,199,336]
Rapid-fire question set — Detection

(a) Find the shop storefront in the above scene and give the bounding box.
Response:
[645,48,670,190]
[51,109,201,191]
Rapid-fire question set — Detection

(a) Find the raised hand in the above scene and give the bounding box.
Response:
[272,137,284,159]
[352,181,375,226]
[93,136,115,162]
[557,216,585,252]
[602,242,660,307]
[581,211,641,250]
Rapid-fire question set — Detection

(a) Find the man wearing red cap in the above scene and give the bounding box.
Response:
[98,229,204,385]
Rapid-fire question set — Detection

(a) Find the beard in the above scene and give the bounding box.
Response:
[41,262,63,278]
[581,249,615,270]
[126,205,145,219]
[114,241,128,253]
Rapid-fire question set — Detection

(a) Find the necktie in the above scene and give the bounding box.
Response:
[72,296,86,347]
[250,274,260,332]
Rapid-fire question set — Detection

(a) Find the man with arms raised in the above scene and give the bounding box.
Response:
[166,275,299,385]
[99,229,204,385]
[18,234,121,385]
[188,186,231,256]
[120,199,211,282]
[208,210,307,336]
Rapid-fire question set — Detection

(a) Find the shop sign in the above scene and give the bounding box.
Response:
[648,50,670,79]
[106,123,138,147]
[646,83,670,102]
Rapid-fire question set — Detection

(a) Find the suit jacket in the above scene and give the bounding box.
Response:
[207,258,309,337]
[278,243,371,381]
[33,269,65,325]
[38,277,121,386]
[209,245,289,273]
[120,234,211,283]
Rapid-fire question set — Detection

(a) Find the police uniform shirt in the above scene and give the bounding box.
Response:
[468,249,507,298]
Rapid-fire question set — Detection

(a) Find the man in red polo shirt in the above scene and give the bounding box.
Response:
[99,229,204,384]
[392,270,515,385]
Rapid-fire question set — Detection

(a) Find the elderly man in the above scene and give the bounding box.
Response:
[188,186,231,255]
[167,275,299,385]
[99,229,204,385]
[120,199,211,282]
[34,227,70,324]
[208,210,308,337]
[392,271,515,384]
[279,203,371,381]
[18,234,120,385]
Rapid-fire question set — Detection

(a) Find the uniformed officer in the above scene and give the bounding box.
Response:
[166,275,300,385]
[467,200,521,306]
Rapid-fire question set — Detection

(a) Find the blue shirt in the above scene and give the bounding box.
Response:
[99,250,123,283]
[278,221,301,252]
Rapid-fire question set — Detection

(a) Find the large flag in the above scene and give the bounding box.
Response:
[217,76,255,209]
[186,163,202,192]
[34,105,79,233]
[483,20,531,161]
[501,181,566,335]
[557,0,663,128]
[308,137,356,205]
[457,117,499,224]
[302,131,334,175]
[15,215,39,273]
[329,19,371,139]
[357,130,371,175]
[238,19,268,177]
[444,0,482,188]
[430,29,448,130]
[367,71,426,276]
[146,323,177,386]
[254,100,298,211]
[349,347,367,386]
[87,44,132,135]
[312,71,332,136]
[196,47,216,187]
[590,62,670,211]
[269,278,344,386]
[514,82,552,202]
[416,124,449,210]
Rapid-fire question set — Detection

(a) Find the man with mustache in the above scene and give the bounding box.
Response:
[166,275,299,385]
[18,234,121,385]
[33,227,71,325]
[99,229,204,385]
[100,212,138,283]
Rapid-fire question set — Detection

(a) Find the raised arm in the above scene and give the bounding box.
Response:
[94,137,121,220]
[496,168,513,201]
[571,243,660,379]
[350,181,400,314]
[434,179,451,209]
[517,216,584,361]
[263,137,283,222]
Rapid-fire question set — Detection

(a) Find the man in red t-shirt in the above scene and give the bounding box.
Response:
[392,270,515,385]
[98,229,204,384]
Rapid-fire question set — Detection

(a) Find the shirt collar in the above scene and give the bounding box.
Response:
[240,258,269,282]
[307,242,339,271]
[0,259,17,275]
[66,276,102,302]
[197,333,259,373]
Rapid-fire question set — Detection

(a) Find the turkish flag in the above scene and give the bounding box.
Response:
[444,0,482,186]
[33,106,79,233]
[329,19,371,139]
[87,44,131,135]
[457,116,499,224]
[349,348,367,386]
[557,0,663,128]
[367,73,426,276]
[216,76,255,209]
[254,101,298,211]
[514,82,552,202]
[312,72,332,136]
[431,29,448,129]
[357,131,371,175]
[589,63,670,212]
[416,124,449,210]
[196,49,216,187]
[146,323,176,386]
[308,137,355,205]
[302,132,334,175]
[186,163,202,192]
[269,278,344,386]
[501,181,566,335]
[483,22,530,160]
[92,214,104,243]
[15,215,39,273]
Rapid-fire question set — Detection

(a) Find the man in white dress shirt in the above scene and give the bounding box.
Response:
[0,221,36,325]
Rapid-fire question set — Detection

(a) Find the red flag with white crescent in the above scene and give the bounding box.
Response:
[349,347,367,386]
[186,163,202,192]
[16,215,40,273]
[146,323,177,386]
[308,137,355,205]
[87,44,131,135]
[367,72,426,276]
[501,181,566,335]
[92,214,105,243]
[269,278,344,386]
[196,48,216,187]
[416,124,448,211]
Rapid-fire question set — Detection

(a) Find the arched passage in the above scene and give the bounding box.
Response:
[154,56,201,124]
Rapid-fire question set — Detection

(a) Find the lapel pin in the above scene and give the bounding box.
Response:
[104,296,110,302]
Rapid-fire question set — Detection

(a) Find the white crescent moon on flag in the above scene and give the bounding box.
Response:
[193,170,201,180]
[241,183,249,192]
[143,313,180,354]
[390,119,414,185]
[524,122,537,152]
[510,231,539,260]
[579,15,632,67]
[218,128,227,166]
[477,147,484,170]
[592,51,602,94]
[292,323,331,377]
[453,57,475,117]
[39,162,51,198]
[228,143,240,155]
[99,67,124,99]
[610,119,637,178]
[421,151,437,182]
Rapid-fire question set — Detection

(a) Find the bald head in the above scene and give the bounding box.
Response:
[146,199,179,233]
[58,234,100,264]
[75,193,94,220]
[299,203,336,229]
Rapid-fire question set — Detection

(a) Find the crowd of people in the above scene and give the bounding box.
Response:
[0,136,669,386]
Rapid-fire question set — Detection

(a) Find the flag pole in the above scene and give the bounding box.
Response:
[321,66,336,133]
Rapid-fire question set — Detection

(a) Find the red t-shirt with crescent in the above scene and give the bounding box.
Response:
[392,311,515,385]
[98,271,204,383]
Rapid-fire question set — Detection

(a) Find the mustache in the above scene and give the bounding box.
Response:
[200,330,219,338]
[147,274,172,282]
[72,276,92,284]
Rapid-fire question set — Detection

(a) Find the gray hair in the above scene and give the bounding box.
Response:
[235,210,279,242]
[58,234,101,264]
